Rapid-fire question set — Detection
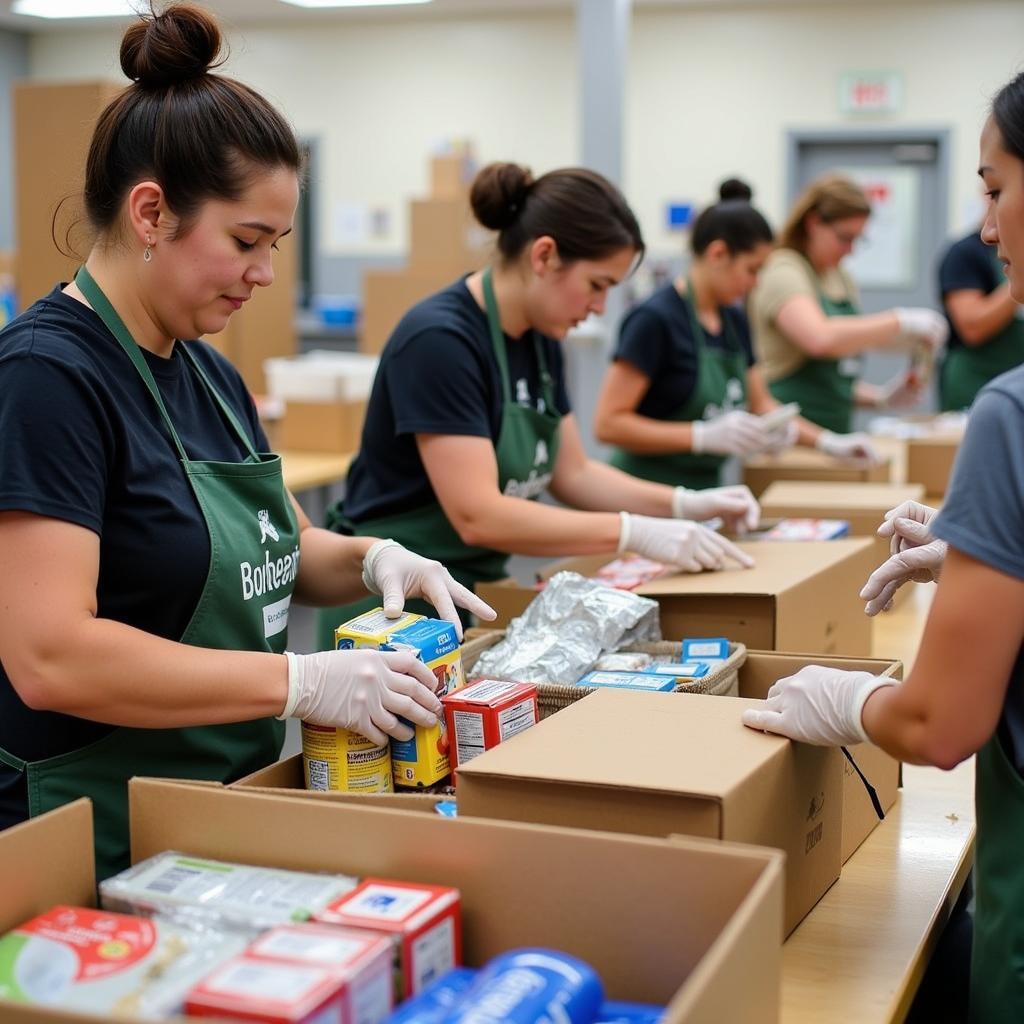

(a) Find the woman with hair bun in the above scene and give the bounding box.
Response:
[0,2,487,879]
[594,180,871,489]
[318,163,759,647]
[748,174,948,450]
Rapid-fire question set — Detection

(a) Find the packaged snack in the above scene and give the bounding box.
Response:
[334,608,424,650]
[0,905,245,1019]
[592,652,654,672]
[101,852,359,932]
[575,671,676,692]
[595,555,671,590]
[760,519,850,541]
[314,879,461,999]
[301,722,393,793]
[649,662,709,678]
[441,679,538,770]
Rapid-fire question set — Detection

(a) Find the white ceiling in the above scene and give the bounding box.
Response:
[0,0,943,34]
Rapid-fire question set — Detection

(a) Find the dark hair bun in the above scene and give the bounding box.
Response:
[470,162,535,232]
[718,177,753,202]
[121,2,224,88]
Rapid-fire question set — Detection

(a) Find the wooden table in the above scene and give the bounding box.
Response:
[279,449,354,494]
[782,583,976,1022]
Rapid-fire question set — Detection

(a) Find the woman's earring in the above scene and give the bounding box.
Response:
[143,237,153,263]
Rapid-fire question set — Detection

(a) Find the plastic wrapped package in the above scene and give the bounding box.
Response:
[0,905,247,1019]
[100,851,360,932]
[471,573,661,685]
[592,652,654,672]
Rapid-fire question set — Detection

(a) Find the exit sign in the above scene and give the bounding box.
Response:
[839,72,903,114]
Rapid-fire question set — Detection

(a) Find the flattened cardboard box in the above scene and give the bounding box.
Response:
[476,538,876,657]
[742,449,893,498]
[457,687,844,935]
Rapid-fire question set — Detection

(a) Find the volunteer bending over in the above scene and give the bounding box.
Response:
[318,163,758,648]
[0,3,490,881]
[594,181,877,489]
[748,174,948,439]
[742,71,1024,1023]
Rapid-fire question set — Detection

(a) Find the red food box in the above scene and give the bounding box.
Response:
[441,679,539,770]
[185,955,347,1023]
[312,879,461,998]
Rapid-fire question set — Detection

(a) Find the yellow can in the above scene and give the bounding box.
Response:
[301,722,394,793]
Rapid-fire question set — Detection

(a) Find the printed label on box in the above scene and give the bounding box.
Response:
[453,710,485,765]
[203,959,327,1001]
[253,930,367,965]
[344,885,434,922]
[410,916,456,993]
[498,700,537,741]
[457,679,520,703]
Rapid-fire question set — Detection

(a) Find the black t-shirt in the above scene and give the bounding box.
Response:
[939,231,1002,352]
[612,283,755,419]
[0,286,269,826]
[343,278,571,523]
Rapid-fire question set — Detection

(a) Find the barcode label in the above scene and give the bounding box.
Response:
[453,710,485,764]
[307,758,330,791]
[145,865,203,895]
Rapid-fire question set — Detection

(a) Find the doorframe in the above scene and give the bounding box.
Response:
[784,127,952,244]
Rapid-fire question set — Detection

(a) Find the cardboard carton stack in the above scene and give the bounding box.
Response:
[360,152,493,354]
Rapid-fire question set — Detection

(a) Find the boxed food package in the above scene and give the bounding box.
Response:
[0,905,246,1019]
[100,852,359,932]
[441,679,539,770]
[313,879,461,999]
[336,609,466,788]
[188,923,393,1023]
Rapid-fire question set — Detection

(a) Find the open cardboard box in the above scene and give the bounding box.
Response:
[906,434,962,498]
[476,539,877,656]
[742,449,893,498]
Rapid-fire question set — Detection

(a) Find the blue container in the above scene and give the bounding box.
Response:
[387,968,476,1023]
[313,293,360,327]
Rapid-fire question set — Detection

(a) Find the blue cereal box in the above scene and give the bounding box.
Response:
[577,671,677,692]
[384,617,466,788]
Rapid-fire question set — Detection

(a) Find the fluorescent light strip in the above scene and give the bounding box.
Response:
[13,0,141,16]
[280,0,433,7]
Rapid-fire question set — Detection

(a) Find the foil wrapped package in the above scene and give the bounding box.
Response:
[471,572,661,685]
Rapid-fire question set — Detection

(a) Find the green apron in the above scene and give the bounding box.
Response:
[0,267,297,881]
[610,281,748,490]
[316,269,562,650]
[940,254,1024,411]
[769,261,860,434]
[970,727,1024,1022]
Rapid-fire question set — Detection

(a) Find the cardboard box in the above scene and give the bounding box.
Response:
[14,80,122,310]
[430,154,476,200]
[100,779,784,1024]
[906,434,961,497]
[475,539,877,656]
[457,688,843,935]
[360,268,459,354]
[408,198,492,277]
[735,651,902,864]
[278,398,367,453]
[758,481,926,570]
[743,449,893,498]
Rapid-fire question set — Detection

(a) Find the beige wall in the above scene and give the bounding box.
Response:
[26,1,1024,261]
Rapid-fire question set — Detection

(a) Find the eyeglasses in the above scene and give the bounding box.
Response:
[827,222,863,247]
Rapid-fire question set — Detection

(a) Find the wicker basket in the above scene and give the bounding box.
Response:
[460,631,747,720]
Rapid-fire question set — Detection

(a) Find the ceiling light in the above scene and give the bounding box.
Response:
[13,0,141,16]
[280,0,433,7]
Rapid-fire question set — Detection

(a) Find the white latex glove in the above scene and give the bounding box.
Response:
[762,419,799,455]
[815,430,881,464]
[876,368,923,409]
[280,649,444,747]
[860,501,946,616]
[619,511,755,572]
[741,665,898,746]
[362,539,496,641]
[692,410,772,457]
[672,485,760,534]
[895,307,949,352]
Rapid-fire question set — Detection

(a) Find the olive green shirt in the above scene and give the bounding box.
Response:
[750,248,861,382]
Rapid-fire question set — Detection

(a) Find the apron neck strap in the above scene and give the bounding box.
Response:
[74,266,258,461]
[481,268,556,409]
[682,276,739,355]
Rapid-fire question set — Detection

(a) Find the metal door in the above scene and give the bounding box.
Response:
[788,130,951,414]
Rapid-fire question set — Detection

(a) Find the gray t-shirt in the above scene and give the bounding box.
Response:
[932,363,1024,773]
